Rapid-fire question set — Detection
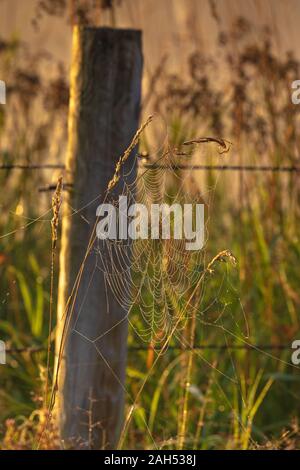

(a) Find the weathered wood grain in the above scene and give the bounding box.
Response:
[56,26,142,449]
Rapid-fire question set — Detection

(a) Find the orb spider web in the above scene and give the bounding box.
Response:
[93,144,212,347]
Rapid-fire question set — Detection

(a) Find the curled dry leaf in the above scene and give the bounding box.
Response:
[183,137,232,154]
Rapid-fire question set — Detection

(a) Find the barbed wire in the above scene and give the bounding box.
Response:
[4,343,291,355]
[38,183,73,192]
[1,163,299,173]
[143,164,300,172]
[0,164,65,170]
[129,344,291,351]
[5,346,45,354]
[0,160,297,357]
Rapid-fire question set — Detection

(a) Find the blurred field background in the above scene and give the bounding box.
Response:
[0,0,300,449]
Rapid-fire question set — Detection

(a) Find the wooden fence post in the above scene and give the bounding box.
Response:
[56,26,142,449]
